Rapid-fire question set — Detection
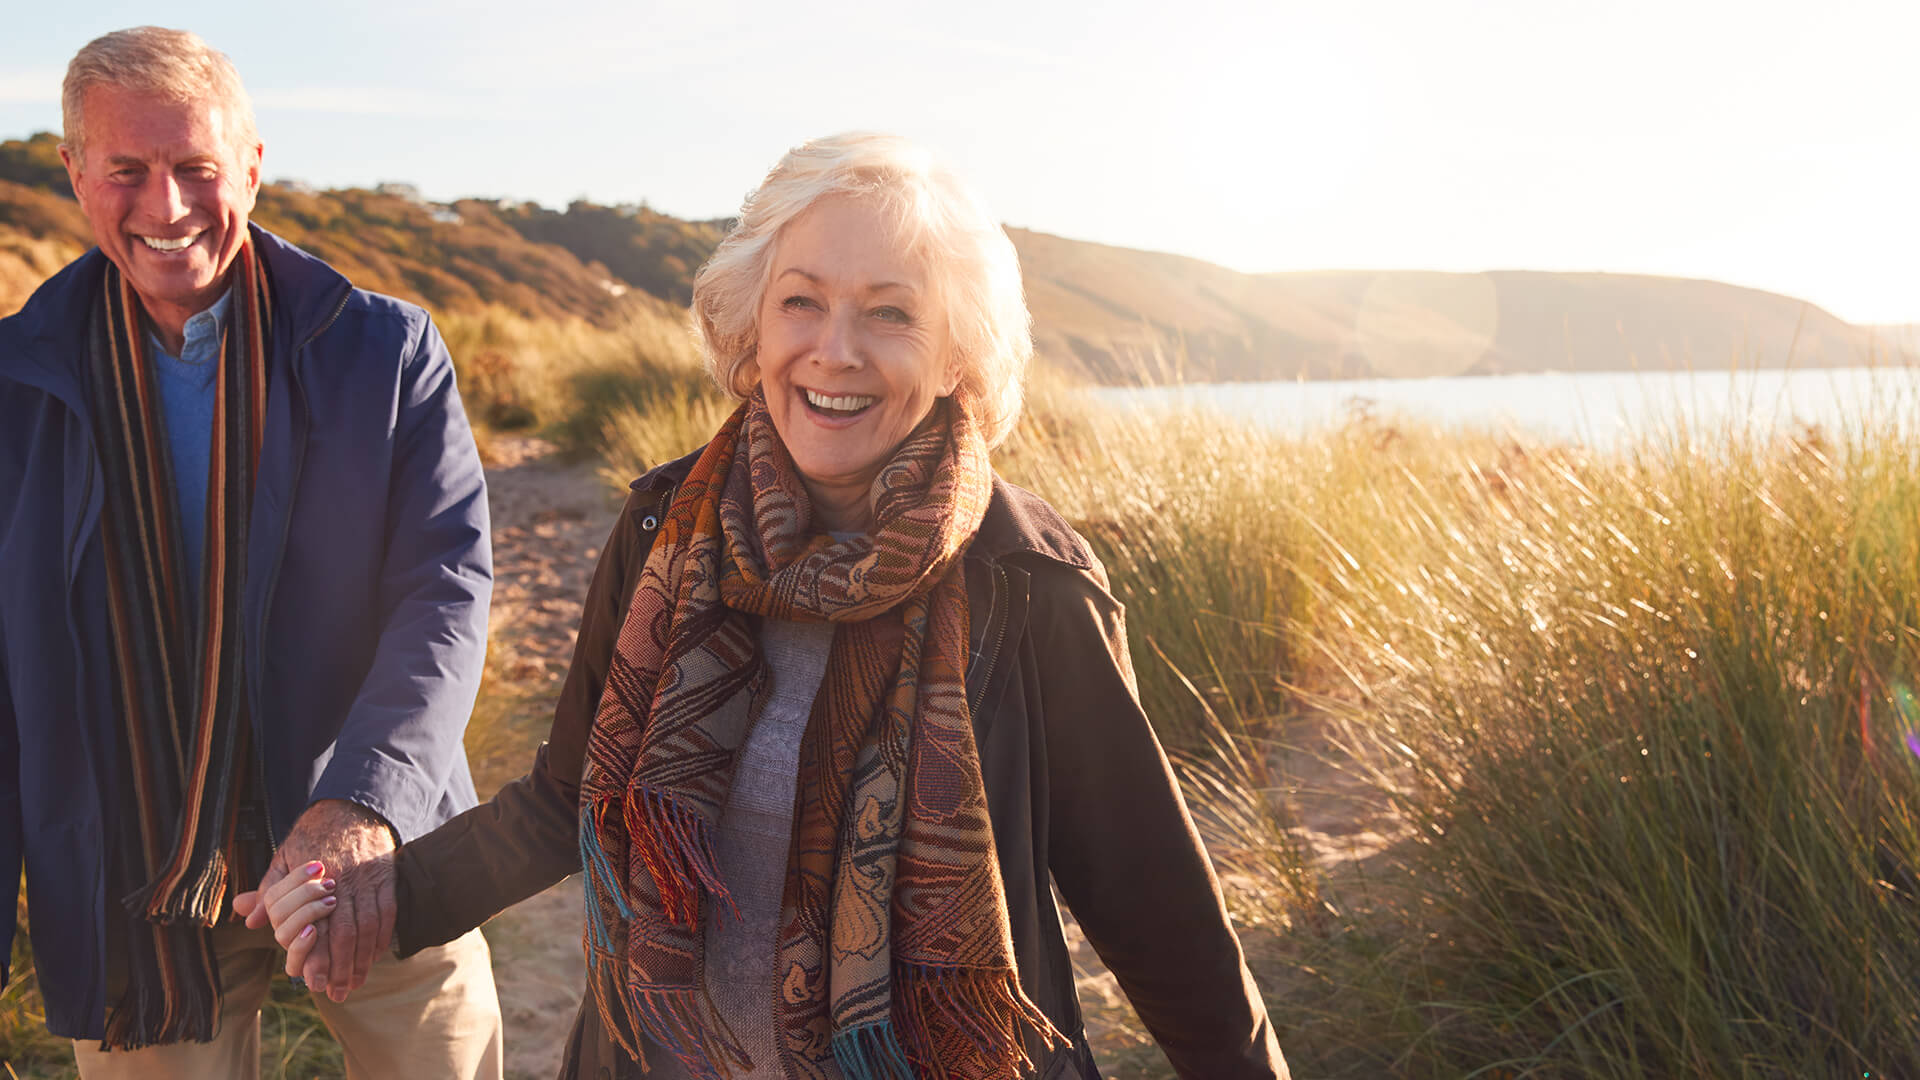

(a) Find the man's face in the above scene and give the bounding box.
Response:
[60,85,261,326]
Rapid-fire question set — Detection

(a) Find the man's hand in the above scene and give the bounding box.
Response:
[244,799,397,1001]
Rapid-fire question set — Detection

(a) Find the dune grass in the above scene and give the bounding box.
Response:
[459,322,1920,1076]
[8,296,1916,1080]
[1294,408,1920,1077]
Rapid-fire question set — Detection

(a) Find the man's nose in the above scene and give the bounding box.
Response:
[139,173,190,222]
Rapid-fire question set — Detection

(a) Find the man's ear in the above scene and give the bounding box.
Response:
[241,140,264,204]
[58,142,87,214]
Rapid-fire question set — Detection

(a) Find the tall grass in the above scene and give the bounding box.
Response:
[438,301,707,462]
[1293,408,1920,1076]
[12,287,1911,1079]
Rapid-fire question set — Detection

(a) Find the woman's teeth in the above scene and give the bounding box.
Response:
[805,389,876,413]
[139,234,196,252]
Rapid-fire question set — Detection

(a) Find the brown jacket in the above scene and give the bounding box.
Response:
[393,452,1288,1079]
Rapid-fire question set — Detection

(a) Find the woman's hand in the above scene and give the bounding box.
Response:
[233,859,339,979]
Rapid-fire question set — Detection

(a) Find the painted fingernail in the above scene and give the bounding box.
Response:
[300,924,314,939]
[321,878,336,890]
[323,896,337,908]
[304,861,323,876]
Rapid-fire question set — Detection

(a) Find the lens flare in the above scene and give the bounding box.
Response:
[1897,684,1920,759]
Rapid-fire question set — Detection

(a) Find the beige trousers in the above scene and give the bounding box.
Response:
[72,921,503,1080]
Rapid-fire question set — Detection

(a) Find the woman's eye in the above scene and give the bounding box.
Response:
[872,306,911,323]
[781,295,817,311]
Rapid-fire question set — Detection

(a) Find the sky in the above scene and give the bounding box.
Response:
[3,0,1917,325]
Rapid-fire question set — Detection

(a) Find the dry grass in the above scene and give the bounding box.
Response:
[11,295,1916,1079]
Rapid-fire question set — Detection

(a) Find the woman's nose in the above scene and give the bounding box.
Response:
[815,312,865,370]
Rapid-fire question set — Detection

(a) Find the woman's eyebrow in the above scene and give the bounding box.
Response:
[775,267,918,296]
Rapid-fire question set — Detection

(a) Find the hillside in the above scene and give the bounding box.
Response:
[4,132,1905,382]
[1013,228,1900,382]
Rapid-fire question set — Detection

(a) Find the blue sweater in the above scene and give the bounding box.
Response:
[150,288,229,597]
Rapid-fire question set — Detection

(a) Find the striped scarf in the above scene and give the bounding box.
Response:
[87,243,271,1049]
[579,391,1062,1079]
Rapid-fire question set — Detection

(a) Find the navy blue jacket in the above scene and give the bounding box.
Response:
[0,226,491,1039]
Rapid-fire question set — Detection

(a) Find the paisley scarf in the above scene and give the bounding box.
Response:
[579,389,1061,1078]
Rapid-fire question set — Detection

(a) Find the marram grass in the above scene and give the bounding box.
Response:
[8,311,1916,1080]
[1304,406,1920,1078]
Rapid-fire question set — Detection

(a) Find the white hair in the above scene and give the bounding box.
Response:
[62,26,258,162]
[692,132,1032,449]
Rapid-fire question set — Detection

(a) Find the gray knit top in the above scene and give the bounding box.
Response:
[642,616,843,1079]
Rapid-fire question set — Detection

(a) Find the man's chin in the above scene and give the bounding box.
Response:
[123,258,226,308]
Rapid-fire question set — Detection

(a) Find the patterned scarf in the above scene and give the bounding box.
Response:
[87,242,271,1049]
[579,390,1062,1079]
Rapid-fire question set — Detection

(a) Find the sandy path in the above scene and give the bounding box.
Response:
[476,436,618,1080]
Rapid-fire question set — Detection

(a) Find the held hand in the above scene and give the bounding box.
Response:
[234,861,340,978]
[264,800,399,1001]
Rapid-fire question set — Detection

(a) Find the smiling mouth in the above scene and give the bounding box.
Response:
[804,388,877,418]
[137,233,200,253]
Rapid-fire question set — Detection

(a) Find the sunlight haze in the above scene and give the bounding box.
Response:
[3,0,1915,323]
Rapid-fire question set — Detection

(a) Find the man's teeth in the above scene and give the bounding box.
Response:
[139,235,196,252]
[805,389,876,412]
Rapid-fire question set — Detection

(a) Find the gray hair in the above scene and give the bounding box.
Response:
[62,27,258,163]
[692,132,1032,449]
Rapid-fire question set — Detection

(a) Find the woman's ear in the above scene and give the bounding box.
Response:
[939,358,963,397]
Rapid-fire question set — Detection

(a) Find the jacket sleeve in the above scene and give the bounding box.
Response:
[1031,561,1289,1079]
[308,316,492,841]
[393,488,652,954]
[1,625,17,991]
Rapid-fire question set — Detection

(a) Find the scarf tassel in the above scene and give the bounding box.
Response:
[99,932,218,1050]
[625,784,739,926]
[578,802,632,956]
[140,852,231,926]
[892,964,1066,1080]
[584,961,752,1080]
[831,1019,916,1080]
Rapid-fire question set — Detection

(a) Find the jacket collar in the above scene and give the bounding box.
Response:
[1,224,354,409]
[629,444,1094,572]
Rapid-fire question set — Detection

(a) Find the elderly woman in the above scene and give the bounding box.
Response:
[243,133,1286,1079]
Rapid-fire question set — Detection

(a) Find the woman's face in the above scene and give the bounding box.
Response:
[755,196,959,529]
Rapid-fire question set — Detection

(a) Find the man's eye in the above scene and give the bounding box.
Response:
[184,166,218,182]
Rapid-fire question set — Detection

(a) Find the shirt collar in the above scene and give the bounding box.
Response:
[183,288,235,347]
[148,287,234,362]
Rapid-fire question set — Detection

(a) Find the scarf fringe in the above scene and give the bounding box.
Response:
[583,956,751,1080]
[624,784,738,926]
[831,1018,916,1080]
[579,801,633,956]
[141,851,230,926]
[100,933,218,1050]
[893,963,1065,1080]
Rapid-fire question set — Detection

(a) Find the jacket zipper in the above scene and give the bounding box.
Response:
[64,448,96,590]
[251,288,350,850]
[968,563,1011,716]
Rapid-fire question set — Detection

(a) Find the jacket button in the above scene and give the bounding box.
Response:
[640,514,658,531]
[597,1069,611,1080]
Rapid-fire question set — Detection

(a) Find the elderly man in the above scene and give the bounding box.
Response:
[0,26,501,1078]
